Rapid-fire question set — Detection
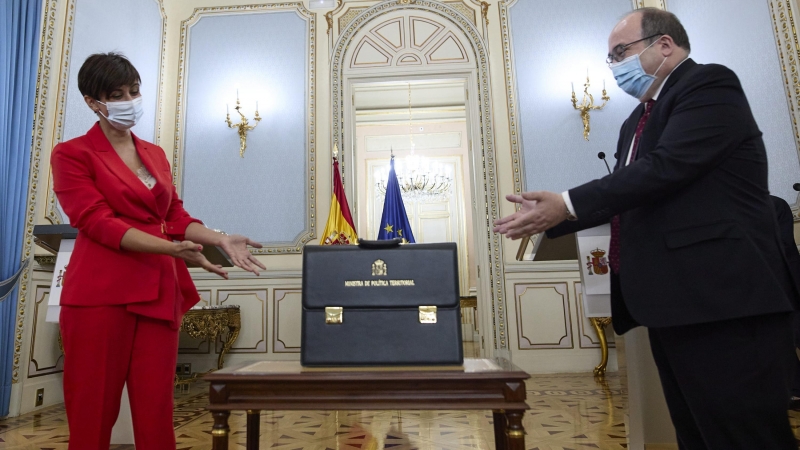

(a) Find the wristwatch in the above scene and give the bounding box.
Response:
[565,205,577,221]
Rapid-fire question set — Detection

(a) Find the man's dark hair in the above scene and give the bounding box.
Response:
[638,7,691,52]
[77,52,141,100]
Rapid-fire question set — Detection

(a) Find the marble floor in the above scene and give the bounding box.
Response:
[1,345,799,449]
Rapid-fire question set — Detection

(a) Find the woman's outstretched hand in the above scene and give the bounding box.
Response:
[219,234,266,276]
[172,240,229,279]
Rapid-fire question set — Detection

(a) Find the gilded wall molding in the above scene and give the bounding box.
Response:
[13,0,59,384]
[173,2,317,254]
[44,0,168,225]
[331,0,509,350]
[768,0,800,212]
[444,1,476,25]
[339,7,367,34]
[44,0,75,225]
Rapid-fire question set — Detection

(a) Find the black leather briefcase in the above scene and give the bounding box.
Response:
[301,239,463,366]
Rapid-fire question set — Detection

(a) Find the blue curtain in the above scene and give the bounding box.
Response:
[0,0,43,417]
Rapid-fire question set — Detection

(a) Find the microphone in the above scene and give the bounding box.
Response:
[598,152,612,175]
[794,183,800,192]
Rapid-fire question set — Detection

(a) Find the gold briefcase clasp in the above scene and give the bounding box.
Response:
[419,305,437,324]
[325,307,343,324]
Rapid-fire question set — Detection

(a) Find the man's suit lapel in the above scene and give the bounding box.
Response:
[615,105,643,171]
[88,123,161,216]
[616,58,699,168]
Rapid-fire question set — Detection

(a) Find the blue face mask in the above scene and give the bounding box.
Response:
[609,39,666,100]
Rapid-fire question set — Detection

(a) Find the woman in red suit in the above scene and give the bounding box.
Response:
[51,53,266,450]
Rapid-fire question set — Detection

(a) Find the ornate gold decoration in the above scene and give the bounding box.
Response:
[326,0,343,35]
[371,259,387,276]
[180,305,241,371]
[326,10,334,34]
[589,317,613,378]
[571,74,610,141]
[173,2,317,254]
[225,94,261,158]
[33,255,57,269]
[480,1,489,25]
[444,1,477,25]
[498,0,526,200]
[13,0,58,384]
[331,0,508,350]
[339,7,366,34]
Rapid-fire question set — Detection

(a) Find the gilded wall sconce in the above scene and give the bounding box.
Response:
[571,73,610,141]
[226,93,261,158]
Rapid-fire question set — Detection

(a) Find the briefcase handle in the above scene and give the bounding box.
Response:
[358,238,402,249]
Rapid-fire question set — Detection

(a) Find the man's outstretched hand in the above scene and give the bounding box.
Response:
[493,191,568,239]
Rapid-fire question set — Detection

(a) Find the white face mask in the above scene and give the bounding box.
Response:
[96,96,144,130]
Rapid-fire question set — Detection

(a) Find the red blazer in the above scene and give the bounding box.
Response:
[51,123,201,324]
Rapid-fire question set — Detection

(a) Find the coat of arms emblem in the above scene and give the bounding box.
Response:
[586,248,609,275]
[372,259,387,276]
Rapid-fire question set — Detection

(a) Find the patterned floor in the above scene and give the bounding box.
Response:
[0,370,629,450]
[2,361,799,449]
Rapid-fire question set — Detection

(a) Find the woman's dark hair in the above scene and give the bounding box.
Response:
[77,52,141,100]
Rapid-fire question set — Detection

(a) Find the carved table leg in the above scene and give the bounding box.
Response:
[247,410,260,450]
[504,410,525,450]
[492,409,507,450]
[211,410,231,450]
[590,317,613,378]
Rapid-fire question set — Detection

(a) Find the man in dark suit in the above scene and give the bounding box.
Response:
[494,8,800,449]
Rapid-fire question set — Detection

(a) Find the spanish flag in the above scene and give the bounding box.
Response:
[320,148,358,245]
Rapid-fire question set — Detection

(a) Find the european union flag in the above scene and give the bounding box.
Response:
[377,158,415,243]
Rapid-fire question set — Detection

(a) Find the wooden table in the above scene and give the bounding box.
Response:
[205,358,530,450]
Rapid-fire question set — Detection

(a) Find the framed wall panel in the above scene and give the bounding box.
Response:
[175,4,316,252]
[46,0,167,224]
[667,0,800,205]
[500,0,639,198]
[514,282,573,350]
[27,287,64,378]
[273,289,302,353]
[217,289,267,353]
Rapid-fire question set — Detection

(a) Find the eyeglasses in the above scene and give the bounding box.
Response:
[606,34,664,64]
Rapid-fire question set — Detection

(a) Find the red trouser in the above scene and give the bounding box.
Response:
[60,305,179,450]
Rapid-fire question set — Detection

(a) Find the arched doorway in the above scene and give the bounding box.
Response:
[331,0,510,357]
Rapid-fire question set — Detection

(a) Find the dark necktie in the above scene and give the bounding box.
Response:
[608,99,655,274]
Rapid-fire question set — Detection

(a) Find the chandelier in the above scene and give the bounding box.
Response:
[376,154,453,202]
[375,83,453,203]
